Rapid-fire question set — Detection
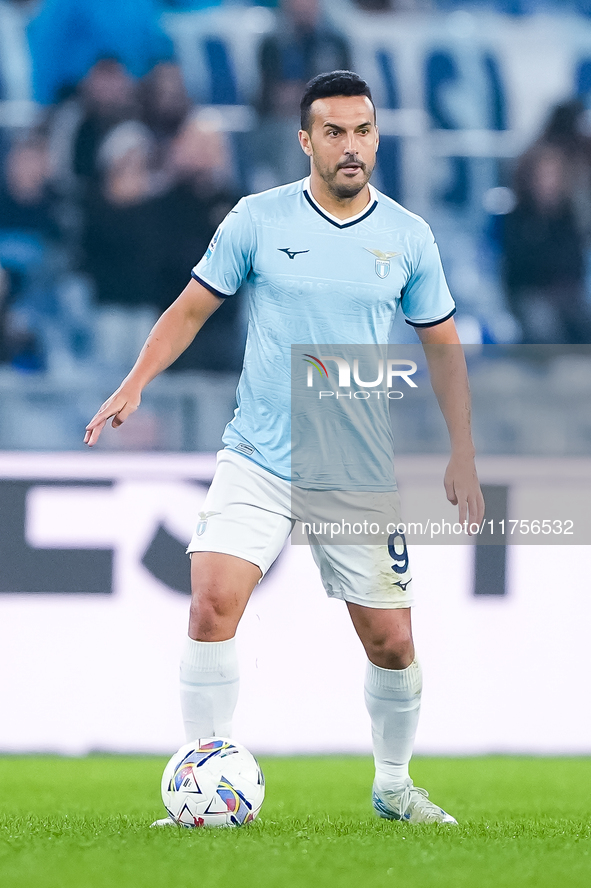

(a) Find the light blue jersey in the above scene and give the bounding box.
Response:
[192,177,455,483]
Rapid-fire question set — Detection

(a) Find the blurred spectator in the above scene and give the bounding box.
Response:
[0,133,63,348]
[0,132,93,372]
[73,58,138,185]
[27,0,173,105]
[258,0,351,117]
[0,134,60,244]
[502,143,591,344]
[541,99,590,155]
[156,116,245,372]
[44,55,139,233]
[538,99,591,241]
[78,120,166,372]
[0,262,44,371]
[81,121,162,311]
[138,61,193,178]
[253,0,351,187]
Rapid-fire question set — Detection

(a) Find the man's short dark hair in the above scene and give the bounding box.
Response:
[300,70,375,132]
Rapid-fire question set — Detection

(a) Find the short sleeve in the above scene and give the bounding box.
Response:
[400,229,456,327]
[192,198,254,298]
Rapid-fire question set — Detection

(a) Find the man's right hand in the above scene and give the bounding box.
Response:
[84,385,142,447]
[83,279,223,447]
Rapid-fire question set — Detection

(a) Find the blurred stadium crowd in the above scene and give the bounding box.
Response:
[2,0,591,450]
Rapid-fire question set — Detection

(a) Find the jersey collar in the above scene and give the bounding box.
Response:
[302,177,378,229]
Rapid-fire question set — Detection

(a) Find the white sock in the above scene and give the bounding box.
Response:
[364,658,422,793]
[179,637,240,742]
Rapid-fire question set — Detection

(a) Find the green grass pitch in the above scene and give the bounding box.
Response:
[1,756,590,888]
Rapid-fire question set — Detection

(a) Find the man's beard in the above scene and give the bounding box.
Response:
[314,155,374,200]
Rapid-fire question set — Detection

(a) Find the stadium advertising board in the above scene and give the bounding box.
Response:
[0,452,589,756]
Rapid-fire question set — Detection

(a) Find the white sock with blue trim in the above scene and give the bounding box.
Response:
[180,636,240,741]
[364,658,422,793]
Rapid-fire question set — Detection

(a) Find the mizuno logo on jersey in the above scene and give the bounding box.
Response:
[365,248,401,279]
[278,248,310,259]
[393,579,411,591]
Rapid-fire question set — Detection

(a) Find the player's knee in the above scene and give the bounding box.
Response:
[189,593,236,640]
[367,626,414,670]
[189,553,258,640]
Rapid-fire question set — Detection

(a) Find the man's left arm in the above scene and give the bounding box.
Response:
[416,318,485,530]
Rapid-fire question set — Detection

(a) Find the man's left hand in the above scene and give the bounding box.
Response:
[444,452,485,533]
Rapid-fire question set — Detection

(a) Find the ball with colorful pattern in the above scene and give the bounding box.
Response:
[160,738,265,828]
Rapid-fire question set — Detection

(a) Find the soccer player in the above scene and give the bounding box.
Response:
[85,71,484,825]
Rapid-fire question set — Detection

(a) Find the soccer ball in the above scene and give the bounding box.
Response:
[161,738,265,828]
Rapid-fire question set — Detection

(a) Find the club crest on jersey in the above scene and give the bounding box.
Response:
[365,248,401,279]
[196,511,221,536]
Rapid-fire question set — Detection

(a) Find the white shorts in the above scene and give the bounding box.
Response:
[187,450,413,609]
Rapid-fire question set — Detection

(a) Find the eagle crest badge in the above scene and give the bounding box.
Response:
[365,248,401,279]
[195,511,221,536]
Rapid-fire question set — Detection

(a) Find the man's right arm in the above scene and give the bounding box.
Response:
[84,278,223,446]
